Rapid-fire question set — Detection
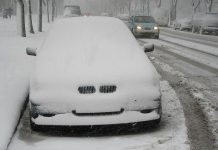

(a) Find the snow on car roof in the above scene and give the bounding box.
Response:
[39,16,143,64]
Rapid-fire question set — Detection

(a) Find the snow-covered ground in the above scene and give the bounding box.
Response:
[140,36,218,70]
[0,17,48,150]
[160,27,218,43]
[140,31,218,147]
[0,17,189,150]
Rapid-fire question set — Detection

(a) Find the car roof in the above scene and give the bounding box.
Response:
[39,16,142,63]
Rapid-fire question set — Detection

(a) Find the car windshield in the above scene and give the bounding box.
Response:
[134,16,155,23]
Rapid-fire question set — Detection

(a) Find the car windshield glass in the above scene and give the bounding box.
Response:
[134,16,155,23]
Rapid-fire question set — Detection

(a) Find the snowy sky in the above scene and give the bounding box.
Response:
[64,0,218,18]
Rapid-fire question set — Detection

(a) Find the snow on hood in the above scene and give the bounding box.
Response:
[31,17,159,93]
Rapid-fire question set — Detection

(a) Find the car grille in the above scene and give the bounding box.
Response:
[78,86,96,94]
[99,85,117,93]
[144,27,151,30]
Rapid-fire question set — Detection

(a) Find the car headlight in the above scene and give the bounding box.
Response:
[154,26,159,30]
[137,26,142,30]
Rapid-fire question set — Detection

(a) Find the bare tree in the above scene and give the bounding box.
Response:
[16,0,26,37]
[38,0,43,32]
[155,0,162,7]
[169,0,178,25]
[204,0,213,12]
[191,0,202,16]
[128,0,132,16]
[51,0,56,21]
[46,0,50,22]
[26,0,34,33]
[146,0,150,16]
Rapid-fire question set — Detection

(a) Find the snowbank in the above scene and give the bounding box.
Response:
[0,17,49,150]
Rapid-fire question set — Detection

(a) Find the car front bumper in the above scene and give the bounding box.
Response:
[133,29,159,36]
[31,108,161,126]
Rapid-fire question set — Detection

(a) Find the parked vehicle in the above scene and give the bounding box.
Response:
[2,9,8,19]
[26,17,161,131]
[173,18,192,31]
[129,16,160,39]
[63,5,81,17]
[191,13,218,35]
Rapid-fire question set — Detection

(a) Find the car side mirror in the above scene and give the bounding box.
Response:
[26,47,37,56]
[143,43,154,52]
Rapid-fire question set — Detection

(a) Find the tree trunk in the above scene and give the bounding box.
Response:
[26,0,34,33]
[16,0,26,37]
[38,0,43,32]
[46,0,50,22]
[51,0,55,21]
[155,0,162,8]
[204,0,213,12]
[147,0,150,16]
[169,0,177,25]
[192,0,201,17]
[128,0,131,16]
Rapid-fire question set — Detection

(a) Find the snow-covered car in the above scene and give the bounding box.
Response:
[26,17,161,130]
[130,16,160,39]
[63,5,81,17]
[173,18,192,31]
[191,13,218,35]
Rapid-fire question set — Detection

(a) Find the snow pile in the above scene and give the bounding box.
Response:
[0,17,48,150]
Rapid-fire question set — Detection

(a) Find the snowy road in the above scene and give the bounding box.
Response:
[160,27,218,48]
[139,28,218,149]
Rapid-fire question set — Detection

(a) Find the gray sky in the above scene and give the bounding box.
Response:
[64,0,218,18]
